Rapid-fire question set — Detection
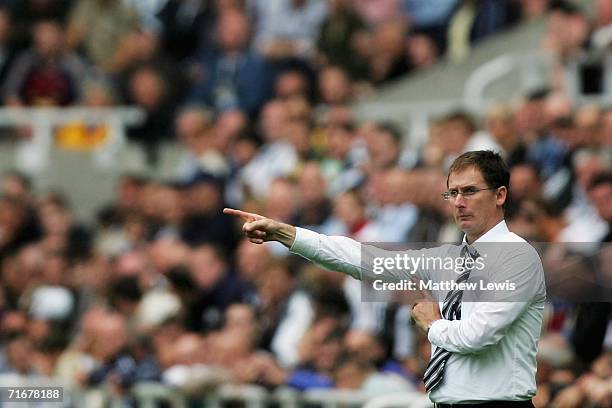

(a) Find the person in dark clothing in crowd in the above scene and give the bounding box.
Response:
[187,9,272,116]
[180,244,256,332]
[316,0,368,80]
[3,19,88,106]
[179,172,238,253]
[88,335,161,391]
[156,0,216,61]
[124,64,179,164]
[571,171,612,369]
[8,0,73,49]
[0,196,41,262]
[108,276,142,318]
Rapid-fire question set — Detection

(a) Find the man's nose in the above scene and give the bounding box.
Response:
[454,194,467,207]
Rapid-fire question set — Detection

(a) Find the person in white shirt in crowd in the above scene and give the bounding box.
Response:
[225,150,545,407]
[175,105,231,181]
[251,0,328,61]
[240,99,298,200]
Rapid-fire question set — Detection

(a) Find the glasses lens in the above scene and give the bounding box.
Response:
[442,191,458,200]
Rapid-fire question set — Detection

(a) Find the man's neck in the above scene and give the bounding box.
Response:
[465,217,505,244]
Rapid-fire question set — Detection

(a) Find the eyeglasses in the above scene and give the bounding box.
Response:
[441,186,499,201]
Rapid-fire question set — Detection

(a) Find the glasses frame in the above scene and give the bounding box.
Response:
[441,186,499,201]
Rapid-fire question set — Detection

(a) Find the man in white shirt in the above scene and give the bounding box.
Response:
[225,150,545,407]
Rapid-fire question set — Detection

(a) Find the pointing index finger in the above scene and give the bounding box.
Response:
[223,208,261,221]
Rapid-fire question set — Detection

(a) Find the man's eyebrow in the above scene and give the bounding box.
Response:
[448,184,479,189]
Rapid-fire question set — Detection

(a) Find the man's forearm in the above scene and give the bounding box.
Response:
[289,228,363,280]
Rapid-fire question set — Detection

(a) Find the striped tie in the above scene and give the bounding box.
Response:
[422,244,479,392]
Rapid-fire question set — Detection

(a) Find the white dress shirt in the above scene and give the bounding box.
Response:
[289,220,546,404]
[252,0,328,57]
[271,291,314,368]
[240,141,297,199]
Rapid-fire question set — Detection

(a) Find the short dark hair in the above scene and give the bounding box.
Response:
[511,161,541,180]
[443,110,477,134]
[447,150,510,193]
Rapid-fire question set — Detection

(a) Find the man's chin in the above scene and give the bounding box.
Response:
[457,218,472,230]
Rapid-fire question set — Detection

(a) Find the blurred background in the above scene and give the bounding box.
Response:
[0,0,610,407]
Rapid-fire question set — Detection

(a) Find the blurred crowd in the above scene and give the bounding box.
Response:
[0,0,611,407]
[0,0,597,159]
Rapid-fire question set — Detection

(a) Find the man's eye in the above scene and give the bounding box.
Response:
[448,190,459,196]
[462,188,478,195]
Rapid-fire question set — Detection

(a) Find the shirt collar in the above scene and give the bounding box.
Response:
[462,219,509,244]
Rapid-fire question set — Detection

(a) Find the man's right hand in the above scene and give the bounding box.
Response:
[223,208,297,247]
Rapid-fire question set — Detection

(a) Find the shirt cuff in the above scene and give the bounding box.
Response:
[289,227,320,259]
[427,319,451,346]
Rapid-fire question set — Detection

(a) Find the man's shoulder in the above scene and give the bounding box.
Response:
[481,230,543,271]
[499,233,542,261]
[503,230,528,244]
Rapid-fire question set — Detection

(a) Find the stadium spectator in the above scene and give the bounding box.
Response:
[363,121,403,172]
[275,68,312,102]
[240,100,298,199]
[9,0,73,48]
[174,106,231,180]
[214,109,250,154]
[316,0,368,79]
[252,0,328,62]
[185,244,254,332]
[404,0,457,51]
[570,172,611,371]
[3,19,88,106]
[124,64,178,163]
[234,237,273,285]
[541,2,589,62]
[294,161,333,229]
[440,111,477,154]
[352,0,404,27]
[405,169,452,242]
[406,33,440,69]
[0,196,41,262]
[317,65,353,106]
[368,18,412,84]
[332,353,414,394]
[65,0,139,72]
[344,328,415,381]
[2,334,36,376]
[507,162,542,219]
[321,121,366,195]
[188,9,272,116]
[256,260,313,367]
[482,104,527,165]
[179,173,238,251]
[286,321,342,390]
[156,0,215,61]
[367,168,419,242]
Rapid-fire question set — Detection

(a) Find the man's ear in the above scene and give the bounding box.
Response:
[496,186,508,208]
